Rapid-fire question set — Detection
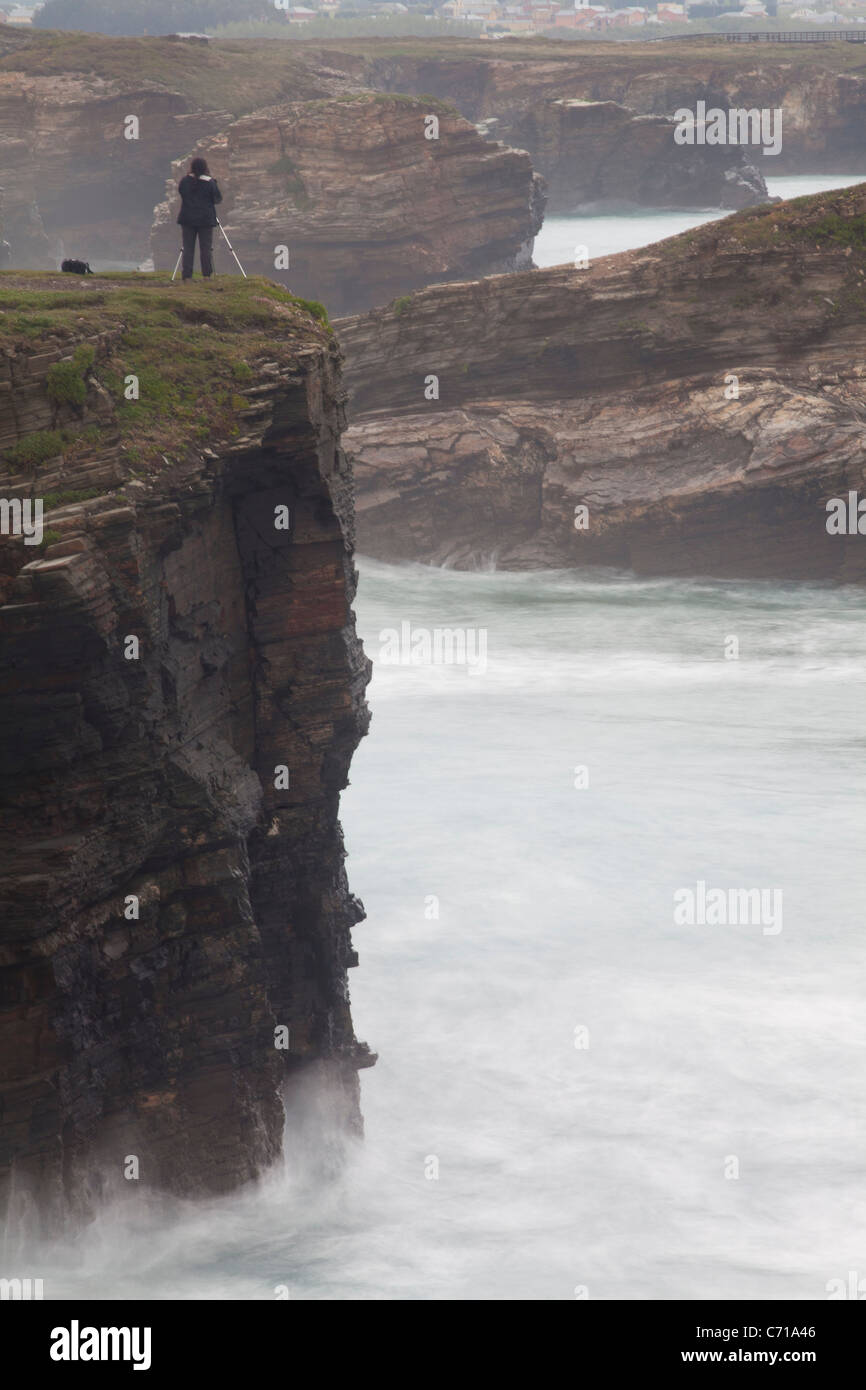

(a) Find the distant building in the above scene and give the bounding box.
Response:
[529,2,562,20]
[605,6,649,24]
[3,4,39,22]
[687,0,741,16]
[688,0,775,13]
[554,3,607,22]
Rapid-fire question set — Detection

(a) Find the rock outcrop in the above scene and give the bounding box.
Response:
[505,98,766,211]
[320,38,866,176]
[151,95,545,315]
[0,273,372,1231]
[4,28,866,272]
[337,184,866,581]
[0,72,234,266]
[0,28,347,267]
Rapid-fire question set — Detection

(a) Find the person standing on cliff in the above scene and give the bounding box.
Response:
[176,157,222,280]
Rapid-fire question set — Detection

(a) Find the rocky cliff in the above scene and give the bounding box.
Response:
[0,272,372,1231]
[151,94,545,315]
[503,96,766,211]
[314,37,866,177]
[4,29,864,272]
[0,29,342,267]
[0,71,234,265]
[337,183,866,581]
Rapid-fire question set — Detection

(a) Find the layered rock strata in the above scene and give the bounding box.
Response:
[333,39,866,175]
[0,72,235,265]
[4,29,866,272]
[506,97,767,211]
[337,185,866,581]
[0,274,372,1230]
[151,95,545,315]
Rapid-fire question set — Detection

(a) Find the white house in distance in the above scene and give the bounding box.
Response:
[444,0,700,32]
[0,3,43,23]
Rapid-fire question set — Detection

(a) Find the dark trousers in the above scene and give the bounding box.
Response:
[181,224,214,279]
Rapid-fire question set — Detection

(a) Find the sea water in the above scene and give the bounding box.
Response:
[532,174,866,269]
[6,176,866,1302]
[13,560,865,1301]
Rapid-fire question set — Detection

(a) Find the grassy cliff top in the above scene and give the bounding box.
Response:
[2,30,866,115]
[0,271,331,479]
[295,34,866,72]
[664,178,866,257]
[0,29,331,114]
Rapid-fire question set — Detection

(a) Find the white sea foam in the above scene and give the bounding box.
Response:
[12,555,865,1301]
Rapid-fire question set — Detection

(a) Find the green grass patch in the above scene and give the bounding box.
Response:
[41,487,103,509]
[3,429,65,472]
[810,213,866,249]
[0,290,106,312]
[267,153,312,209]
[45,344,96,408]
[0,274,333,473]
[290,296,329,327]
[655,180,866,261]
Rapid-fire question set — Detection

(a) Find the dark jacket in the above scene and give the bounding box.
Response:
[177,173,222,228]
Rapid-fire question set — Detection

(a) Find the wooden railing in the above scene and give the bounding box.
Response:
[724,29,866,41]
[657,29,866,42]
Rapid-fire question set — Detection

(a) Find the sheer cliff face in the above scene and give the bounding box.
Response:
[0,73,232,265]
[338,43,866,175]
[151,95,545,316]
[509,98,766,212]
[337,186,866,582]
[0,276,371,1229]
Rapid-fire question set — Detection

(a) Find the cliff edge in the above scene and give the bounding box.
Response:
[0,272,373,1230]
[151,94,546,316]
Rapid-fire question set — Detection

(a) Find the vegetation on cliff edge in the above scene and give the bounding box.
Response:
[662,181,866,258]
[0,272,331,475]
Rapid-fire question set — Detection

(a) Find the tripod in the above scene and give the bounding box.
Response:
[171,220,247,280]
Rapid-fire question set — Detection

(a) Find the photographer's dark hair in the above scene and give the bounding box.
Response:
[190,157,209,177]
